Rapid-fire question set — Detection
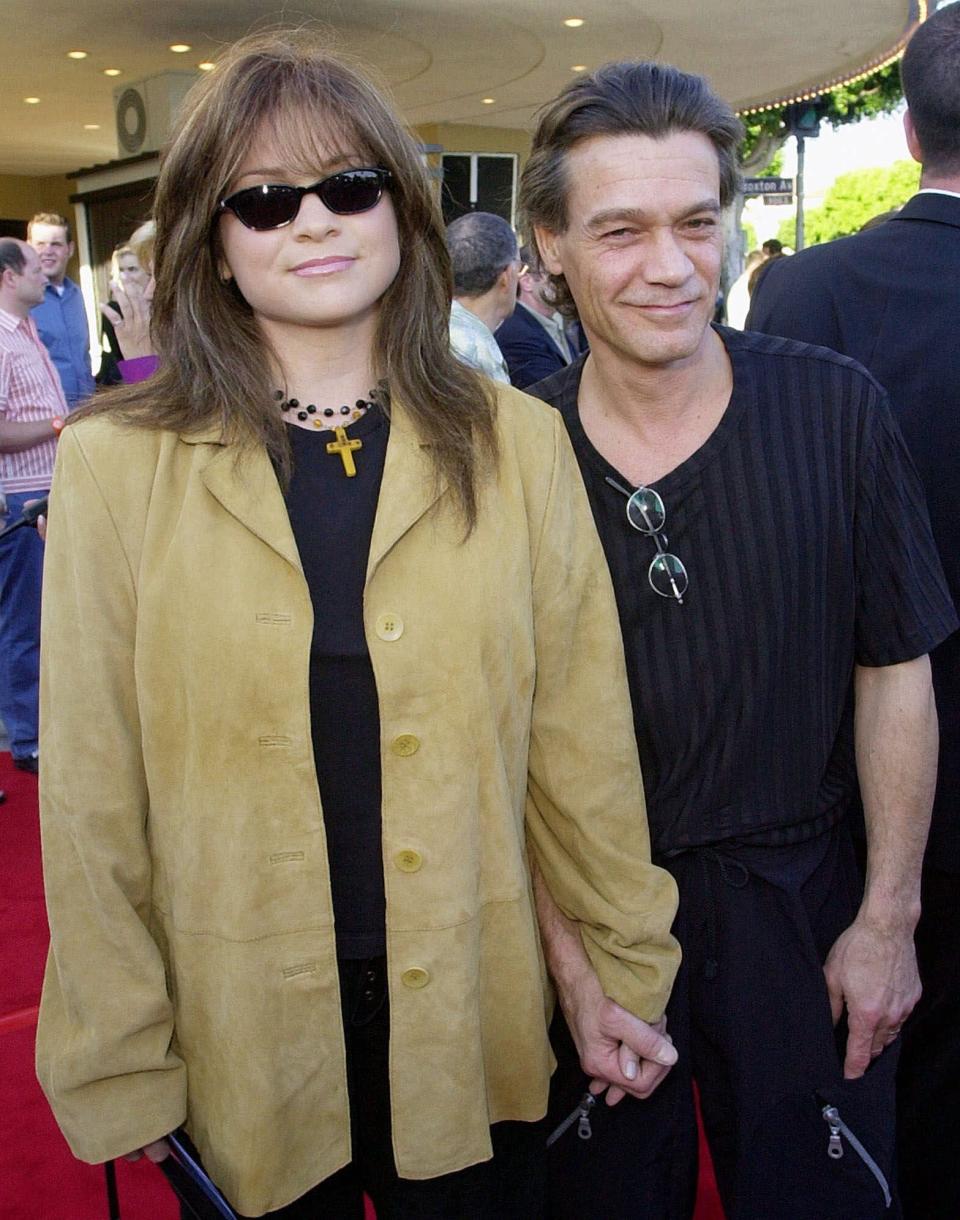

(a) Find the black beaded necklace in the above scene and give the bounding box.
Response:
[276,385,384,478]
[274,388,378,424]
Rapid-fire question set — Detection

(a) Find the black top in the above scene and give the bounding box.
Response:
[529,327,958,857]
[96,309,123,386]
[748,192,960,871]
[284,407,389,957]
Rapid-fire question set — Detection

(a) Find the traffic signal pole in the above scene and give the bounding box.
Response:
[795,133,806,250]
[784,99,821,252]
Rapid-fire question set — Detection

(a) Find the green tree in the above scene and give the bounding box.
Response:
[739,61,904,170]
[776,159,920,247]
[728,61,906,282]
[757,151,784,179]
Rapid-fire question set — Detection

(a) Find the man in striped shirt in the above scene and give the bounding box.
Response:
[0,238,66,772]
[521,62,956,1220]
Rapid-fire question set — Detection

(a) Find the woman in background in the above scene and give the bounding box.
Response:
[36,31,679,1219]
[97,240,151,384]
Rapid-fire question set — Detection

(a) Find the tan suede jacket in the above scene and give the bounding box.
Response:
[36,385,679,1216]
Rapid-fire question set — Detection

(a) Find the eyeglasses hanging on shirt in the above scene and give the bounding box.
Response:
[604,477,689,605]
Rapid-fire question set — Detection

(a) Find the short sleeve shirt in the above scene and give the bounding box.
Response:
[0,307,66,492]
[529,327,958,854]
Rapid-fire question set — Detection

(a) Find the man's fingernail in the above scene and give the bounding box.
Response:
[624,1060,637,1080]
[657,1046,678,1066]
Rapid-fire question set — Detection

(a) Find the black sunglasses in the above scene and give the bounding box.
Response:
[218,167,392,231]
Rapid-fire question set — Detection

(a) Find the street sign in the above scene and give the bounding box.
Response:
[742,176,794,197]
[763,193,794,206]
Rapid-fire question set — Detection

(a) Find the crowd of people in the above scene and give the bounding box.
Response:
[0,4,956,1219]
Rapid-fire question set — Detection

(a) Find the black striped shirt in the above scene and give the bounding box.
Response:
[529,327,957,855]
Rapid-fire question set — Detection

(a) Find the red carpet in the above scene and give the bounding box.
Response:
[0,752,722,1219]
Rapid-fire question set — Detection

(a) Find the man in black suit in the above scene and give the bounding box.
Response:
[495,246,581,388]
[748,8,960,1215]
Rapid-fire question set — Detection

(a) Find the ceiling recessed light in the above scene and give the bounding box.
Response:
[563,17,585,27]
[169,43,191,53]
[103,68,122,77]
[83,123,101,130]
[571,64,587,71]
[24,97,40,105]
[482,97,495,105]
[198,61,215,71]
[67,50,88,60]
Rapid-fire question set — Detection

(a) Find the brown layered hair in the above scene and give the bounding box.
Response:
[78,29,497,528]
[519,61,743,318]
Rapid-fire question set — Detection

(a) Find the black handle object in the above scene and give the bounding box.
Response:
[156,1131,239,1220]
[103,1161,121,1220]
[0,496,48,541]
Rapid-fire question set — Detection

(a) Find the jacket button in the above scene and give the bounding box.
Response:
[401,967,430,989]
[395,849,423,873]
[375,613,404,641]
[391,734,420,757]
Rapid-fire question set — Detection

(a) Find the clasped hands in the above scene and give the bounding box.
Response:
[561,963,677,1106]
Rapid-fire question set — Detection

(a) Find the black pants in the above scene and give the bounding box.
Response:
[896,864,960,1219]
[546,825,900,1220]
[231,956,546,1219]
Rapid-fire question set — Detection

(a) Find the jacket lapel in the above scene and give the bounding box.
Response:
[187,429,303,573]
[181,408,444,580]
[367,407,447,581]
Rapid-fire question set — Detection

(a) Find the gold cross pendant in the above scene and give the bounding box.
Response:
[326,425,363,477]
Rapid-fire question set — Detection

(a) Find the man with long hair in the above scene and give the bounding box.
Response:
[522,59,954,1219]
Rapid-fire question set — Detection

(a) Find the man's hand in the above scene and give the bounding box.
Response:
[531,861,677,1105]
[823,917,920,1079]
[123,1137,171,1163]
[830,657,938,1080]
[102,277,154,361]
[559,962,677,1105]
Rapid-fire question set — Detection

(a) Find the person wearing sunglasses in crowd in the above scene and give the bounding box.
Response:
[520,62,956,1219]
[34,30,681,1220]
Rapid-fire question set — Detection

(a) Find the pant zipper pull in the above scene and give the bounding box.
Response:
[820,1100,893,1208]
[545,1090,598,1148]
[577,1092,596,1140]
[822,1104,844,1159]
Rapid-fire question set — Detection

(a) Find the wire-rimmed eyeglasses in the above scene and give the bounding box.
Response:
[605,476,689,605]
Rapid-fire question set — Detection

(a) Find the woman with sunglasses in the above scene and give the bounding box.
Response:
[35,30,679,1219]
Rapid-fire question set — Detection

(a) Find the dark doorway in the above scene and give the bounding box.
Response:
[440,154,517,226]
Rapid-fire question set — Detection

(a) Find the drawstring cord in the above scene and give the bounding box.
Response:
[697,849,750,981]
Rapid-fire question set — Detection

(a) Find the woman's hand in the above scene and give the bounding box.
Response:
[123,1138,171,1163]
[102,277,155,361]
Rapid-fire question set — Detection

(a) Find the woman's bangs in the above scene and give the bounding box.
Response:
[257,87,384,183]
